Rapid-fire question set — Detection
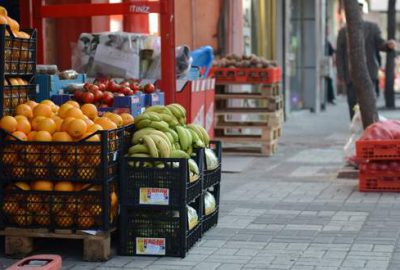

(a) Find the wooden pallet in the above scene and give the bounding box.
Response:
[216,110,283,129]
[4,227,114,261]
[215,99,283,113]
[215,126,281,142]
[221,140,278,156]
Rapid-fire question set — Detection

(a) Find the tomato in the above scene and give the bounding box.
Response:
[143,83,155,94]
[82,92,95,104]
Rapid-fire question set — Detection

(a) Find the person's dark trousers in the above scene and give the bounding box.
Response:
[346,83,357,121]
[375,80,380,97]
[326,77,335,103]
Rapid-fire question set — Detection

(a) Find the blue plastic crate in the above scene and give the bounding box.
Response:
[51,94,72,106]
[113,93,145,117]
[145,91,165,107]
[36,74,86,102]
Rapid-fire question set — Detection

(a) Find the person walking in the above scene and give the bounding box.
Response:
[336,1,396,120]
[326,39,336,105]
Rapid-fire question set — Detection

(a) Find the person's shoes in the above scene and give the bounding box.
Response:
[328,100,336,105]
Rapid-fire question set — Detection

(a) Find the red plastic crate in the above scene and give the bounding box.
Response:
[359,171,400,192]
[211,67,276,84]
[356,140,400,162]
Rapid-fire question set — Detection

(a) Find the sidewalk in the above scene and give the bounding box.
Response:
[2,97,400,270]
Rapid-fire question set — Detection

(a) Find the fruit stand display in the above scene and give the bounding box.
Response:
[118,104,221,257]
[0,99,134,260]
[0,15,37,117]
[211,54,283,156]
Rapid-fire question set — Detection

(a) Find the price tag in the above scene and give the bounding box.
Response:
[139,188,169,205]
[136,238,166,255]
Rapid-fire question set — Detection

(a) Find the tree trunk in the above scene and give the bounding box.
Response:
[385,0,396,108]
[344,0,379,129]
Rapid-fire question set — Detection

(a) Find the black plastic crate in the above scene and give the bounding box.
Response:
[204,141,222,190]
[120,149,204,208]
[1,180,118,231]
[0,125,134,183]
[2,80,36,116]
[118,196,202,257]
[202,183,220,234]
[1,25,37,76]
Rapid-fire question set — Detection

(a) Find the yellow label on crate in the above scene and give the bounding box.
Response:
[136,237,166,255]
[139,188,169,205]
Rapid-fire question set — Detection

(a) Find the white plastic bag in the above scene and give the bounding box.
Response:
[344,104,387,166]
[204,192,216,216]
[187,205,199,230]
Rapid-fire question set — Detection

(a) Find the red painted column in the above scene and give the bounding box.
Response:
[123,0,149,33]
[159,0,176,104]
[19,0,33,28]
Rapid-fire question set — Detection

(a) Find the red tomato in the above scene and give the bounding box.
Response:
[143,83,155,94]
[82,92,95,104]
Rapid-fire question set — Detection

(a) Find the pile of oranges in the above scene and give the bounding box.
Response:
[0,6,30,39]
[0,99,134,142]
[0,99,132,228]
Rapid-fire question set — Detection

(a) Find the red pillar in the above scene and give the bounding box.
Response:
[123,0,149,33]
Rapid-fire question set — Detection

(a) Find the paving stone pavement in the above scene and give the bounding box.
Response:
[2,97,400,270]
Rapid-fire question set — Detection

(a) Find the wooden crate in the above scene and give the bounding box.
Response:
[216,110,283,129]
[337,165,359,179]
[215,96,283,113]
[215,126,282,141]
[4,227,113,261]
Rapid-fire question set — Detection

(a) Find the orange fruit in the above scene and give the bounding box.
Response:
[77,210,95,228]
[0,116,18,133]
[33,104,52,118]
[65,107,84,119]
[31,116,46,131]
[37,118,57,134]
[26,194,43,212]
[54,161,73,178]
[94,117,117,130]
[111,192,118,207]
[14,209,33,226]
[60,117,75,132]
[52,116,63,131]
[83,118,94,127]
[26,100,38,109]
[120,113,134,125]
[58,104,74,119]
[35,209,51,226]
[27,131,37,141]
[9,131,27,141]
[67,119,87,138]
[54,181,74,192]
[6,16,19,32]
[104,113,123,127]
[56,210,74,227]
[15,182,30,190]
[82,133,100,142]
[32,180,53,191]
[65,100,80,108]
[16,118,31,134]
[39,99,58,113]
[81,104,98,120]
[15,115,28,122]
[87,124,103,134]
[3,201,19,215]
[15,104,33,119]
[0,7,8,17]
[52,131,73,142]
[34,131,52,142]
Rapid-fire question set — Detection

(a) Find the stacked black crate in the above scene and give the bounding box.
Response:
[118,149,204,258]
[202,141,222,233]
[0,25,37,116]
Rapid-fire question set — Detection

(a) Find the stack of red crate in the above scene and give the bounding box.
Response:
[356,140,400,191]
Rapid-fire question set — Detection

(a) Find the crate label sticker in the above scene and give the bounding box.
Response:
[113,152,118,162]
[139,188,169,205]
[136,238,166,255]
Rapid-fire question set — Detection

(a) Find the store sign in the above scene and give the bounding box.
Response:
[139,188,169,205]
[136,238,166,255]
[129,5,151,13]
